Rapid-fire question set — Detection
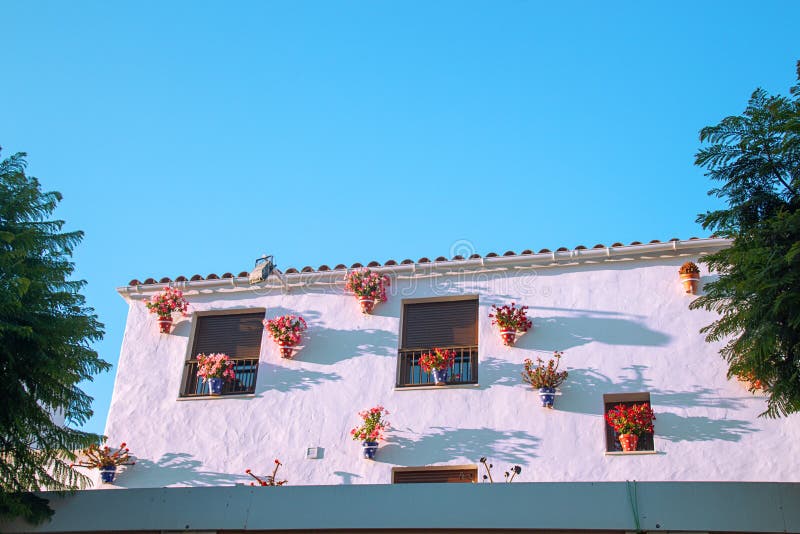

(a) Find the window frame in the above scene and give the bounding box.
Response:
[603,392,655,454]
[179,308,266,398]
[396,296,480,388]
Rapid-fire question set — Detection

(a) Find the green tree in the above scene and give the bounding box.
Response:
[691,62,800,417]
[0,149,109,523]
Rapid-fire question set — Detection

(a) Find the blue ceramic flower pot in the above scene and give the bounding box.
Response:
[362,441,378,460]
[208,377,223,395]
[99,466,116,483]
[431,368,449,385]
[538,387,556,408]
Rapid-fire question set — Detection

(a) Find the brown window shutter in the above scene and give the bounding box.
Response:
[190,313,265,359]
[393,467,477,484]
[402,299,478,348]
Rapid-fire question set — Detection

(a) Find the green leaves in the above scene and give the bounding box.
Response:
[0,148,110,523]
[691,61,800,418]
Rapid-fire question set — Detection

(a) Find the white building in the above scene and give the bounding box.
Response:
[7,237,800,534]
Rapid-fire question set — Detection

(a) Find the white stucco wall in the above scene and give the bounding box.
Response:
[102,242,800,489]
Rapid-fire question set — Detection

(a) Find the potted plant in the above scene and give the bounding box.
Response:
[344,268,390,314]
[489,302,533,346]
[245,459,287,486]
[521,351,568,408]
[144,286,189,334]
[196,353,236,395]
[419,347,456,385]
[263,314,308,359]
[604,403,656,452]
[350,406,390,460]
[678,261,701,294]
[71,441,135,484]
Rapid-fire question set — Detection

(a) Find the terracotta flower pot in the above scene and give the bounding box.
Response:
[499,330,517,346]
[278,343,296,359]
[358,297,375,314]
[157,316,173,334]
[618,433,639,452]
[680,272,700,294]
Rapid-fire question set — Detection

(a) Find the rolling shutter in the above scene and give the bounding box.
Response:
[402,299,478,348]
[190,313,265,359]
[393,467,477,484]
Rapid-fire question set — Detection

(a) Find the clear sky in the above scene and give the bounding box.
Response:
[1,1,798,434]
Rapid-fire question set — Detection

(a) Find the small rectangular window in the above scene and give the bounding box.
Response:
[603,392,654,452]
[180,312,264,397]
[397,298,479,387]
[392,465,477,483]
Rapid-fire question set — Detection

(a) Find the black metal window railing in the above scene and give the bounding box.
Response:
[396,346,478,387]
[180,357,260,397]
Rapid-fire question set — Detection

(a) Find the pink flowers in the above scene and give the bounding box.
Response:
[350,406,390,442]
[263,314,308,346]
[489,302,532,333]
[196,353,236,381]
[344,268,390,302]
[145,287,189,319]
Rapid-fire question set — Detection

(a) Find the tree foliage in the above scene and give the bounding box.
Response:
[0,149,109,523]
[691,62,800,417]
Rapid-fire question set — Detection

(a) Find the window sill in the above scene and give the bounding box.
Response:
[604,450,659,456]
[394,383,480,391]
[177,393,256,401]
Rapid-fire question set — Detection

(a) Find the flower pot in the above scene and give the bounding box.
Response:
[680,273,700,294]
[431,368,449,386]
[207,377,223,396]
[277,343,296,359]
[358,297,375,314]
[99,466,117,483]
[362,441,379,460]
[618,433,639,452]
[157,316,173,334]
[538,387,556,408]
[499,330,517,346]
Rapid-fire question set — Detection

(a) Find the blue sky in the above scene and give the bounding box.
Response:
[2,1,798,434]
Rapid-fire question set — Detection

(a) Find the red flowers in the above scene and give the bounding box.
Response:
[72,441,135,469]
[263,315,308,346]
[144,287,189,319]
[605,403,656,436]
[419,348,456,373]
[489,302,532,332]
[350,406,390,442]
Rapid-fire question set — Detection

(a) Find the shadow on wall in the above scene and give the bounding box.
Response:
[333,471,362,485]
[376,427,539,466]
[300,326,398,365]
[479,356,528,389]
[256,362,342,393]
[519,313,671,351]
[120,452,244,488]
[655,412,755,442]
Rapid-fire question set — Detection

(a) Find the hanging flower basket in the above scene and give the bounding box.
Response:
[678,261,701,294]
[264,315,308,360]
[344,269,390,314]
[145,287,189,334]
[350,406,390,460]
[489,303,532,346]
[521,351,568,408]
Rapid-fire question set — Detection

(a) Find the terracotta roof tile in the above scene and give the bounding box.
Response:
[176,276,188,282]
[318,265,331,271]
[301,266,314,273]
[350,262,363,268]
[401,259,414,264]
[418,257,431,263]
[237,271,249,277]
[206,273,219,280]
[190,275,203,281]
[575,245,587,250]
[521,249,534,255]
[485,252,499,258]
[285,268,299,274]
[435,256,447,262]
[384,259,398,266]
[333,264,347,270]
[556,247,568,252]
[451,255,465,260]
[503,251,516,256]
[593,244,605,249]
[144,278,157,284]
[367,261,381,267]
[159,277,172,283]
[469,253,481,259]
[221,273,234,279]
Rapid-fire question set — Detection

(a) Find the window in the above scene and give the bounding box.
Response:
[603,392,655,453]
[396,297,479,387]
[180,311,265,397]
[392,465,477,483]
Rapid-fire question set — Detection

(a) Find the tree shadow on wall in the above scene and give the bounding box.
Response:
[119,452,244,488]
[518,314,671,351]
[478,356,528,389]
[655,412,755,442]
[256,362,342,393]
[299,326,398,365]
[375,427,539,465]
